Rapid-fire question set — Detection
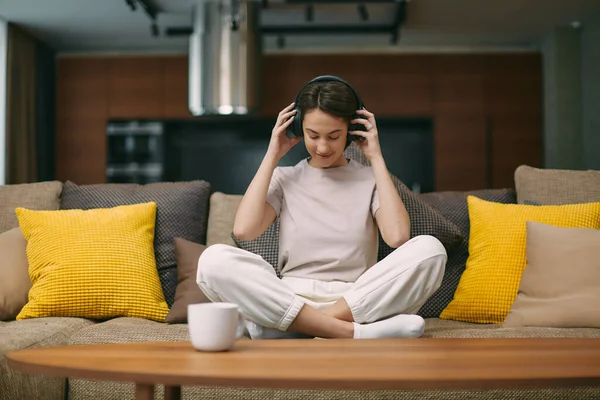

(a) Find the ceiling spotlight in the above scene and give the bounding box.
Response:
[571,21,582,29]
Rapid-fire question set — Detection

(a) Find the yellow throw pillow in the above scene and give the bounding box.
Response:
[15,202,169,322]
[440,196,600,324]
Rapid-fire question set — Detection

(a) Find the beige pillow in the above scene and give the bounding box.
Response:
[503,221,600,328]
[0,181,63,233]
[514,165,600,205]
[206,192,242,247]
[0,228,31,320]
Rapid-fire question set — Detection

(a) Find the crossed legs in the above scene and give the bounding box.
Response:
[320,298,354,322]
[197,235,447,339]
[288,304,355,338]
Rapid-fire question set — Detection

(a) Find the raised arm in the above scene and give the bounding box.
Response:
[233,155,279,241]
[351,108,410,248]
[233,102,300,241]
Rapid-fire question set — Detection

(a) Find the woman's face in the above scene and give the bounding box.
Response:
[302,109,348,168]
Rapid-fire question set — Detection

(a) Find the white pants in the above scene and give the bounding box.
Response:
[196,235,447,331]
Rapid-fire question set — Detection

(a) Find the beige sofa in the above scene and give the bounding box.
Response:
[1,165,600,400]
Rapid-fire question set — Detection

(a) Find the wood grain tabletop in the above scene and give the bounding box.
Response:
[7,338,600,393]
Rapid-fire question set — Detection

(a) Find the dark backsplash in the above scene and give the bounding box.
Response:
[108,116,434,195]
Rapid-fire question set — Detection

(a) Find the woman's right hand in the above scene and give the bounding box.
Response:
[266,102,301,160]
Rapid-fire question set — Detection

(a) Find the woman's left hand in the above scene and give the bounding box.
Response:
[350,108,383,162]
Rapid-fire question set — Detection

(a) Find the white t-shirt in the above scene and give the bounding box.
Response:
[266,158,380,283]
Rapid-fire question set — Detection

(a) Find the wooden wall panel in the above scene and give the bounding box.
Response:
[260,55,303,117]
[432,55,485,115]
[107,56,164,118]
[434,115,488,191]
[484,54,544,188]
[364,55,433,117]
[432,55,486,190]
[164,56,192,119]
[260,55,433,117]
[490,115,543,189]
[56,57,108,184]
[484,54,543,116]
[55,53,543,191]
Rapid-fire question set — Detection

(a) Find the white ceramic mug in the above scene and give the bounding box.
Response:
[188,302,245,352]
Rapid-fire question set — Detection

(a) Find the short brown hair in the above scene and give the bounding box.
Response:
[296,81,358,124]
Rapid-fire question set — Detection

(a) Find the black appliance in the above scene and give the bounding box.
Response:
[106,121,164,184]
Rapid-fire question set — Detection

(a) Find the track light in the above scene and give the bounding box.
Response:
[151,22,159,37]
[125,0,137,11]
[306,5,314,22]
[277,35,285,49]
[124,0,161,38]
[358,4,368,21]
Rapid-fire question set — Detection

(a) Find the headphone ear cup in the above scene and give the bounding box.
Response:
[286,106,302,138]
[294,107,303,138]
[348,113,365,133]
[347,111,367,145]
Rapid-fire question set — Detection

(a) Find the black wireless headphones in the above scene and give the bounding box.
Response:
[286,75,367,146]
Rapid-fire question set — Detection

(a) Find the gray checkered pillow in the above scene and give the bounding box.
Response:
[232,219,281,278]
[343,143,465,257]
[417,189,517,317]
[60,180,212,307]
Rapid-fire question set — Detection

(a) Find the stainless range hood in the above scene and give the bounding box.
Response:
[188,0,262,116]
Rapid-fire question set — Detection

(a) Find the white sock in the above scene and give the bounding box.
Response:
[245,320,313,340]
[353,314,425,339]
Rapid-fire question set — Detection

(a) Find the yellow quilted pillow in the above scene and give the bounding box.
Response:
[15,202,169,322]
[440,196,600,324]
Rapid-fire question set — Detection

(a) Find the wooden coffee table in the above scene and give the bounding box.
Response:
[7,338,600,399]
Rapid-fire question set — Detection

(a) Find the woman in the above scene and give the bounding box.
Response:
[197,77,447,339]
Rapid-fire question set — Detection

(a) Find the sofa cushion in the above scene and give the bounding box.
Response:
[206,192,242,247]
[206,192,282,274]
[0,228,30,321]
[15,203,169,322]
[424,318,600,339]
[417,189,516,318]
[59,180,211,307]
[232,220,281,277]
[68,317,191,345]
[0,181,62,234]
[166,238,211,324]
[504,222,600,328]
[344,143,465,256]
[440,196,600,324]
[1,317,94,400]
[420,189,517,240]
[514,164,600,205]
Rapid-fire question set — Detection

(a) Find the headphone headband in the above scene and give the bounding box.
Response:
[287,75,366,146]
[293,75,363,110]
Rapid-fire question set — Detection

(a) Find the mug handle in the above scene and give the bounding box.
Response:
[236,313,246,339]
